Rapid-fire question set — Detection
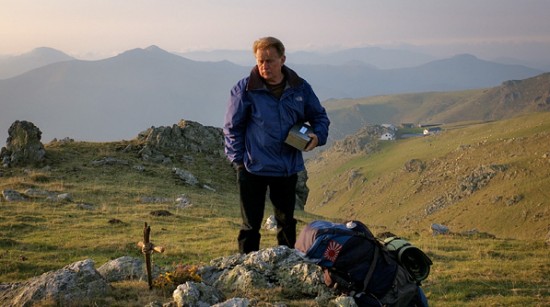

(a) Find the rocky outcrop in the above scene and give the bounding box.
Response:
[131,119,308,198]
[404,159,426,173]
[424,164,508,215]
[197,246,338,306]
[135,119,224,163]
[329,124,395,155]
[0,120,46,167]
[0,259,109,306]
[1,188,74,203]
[1,189,27,201]
[0,248,355,306]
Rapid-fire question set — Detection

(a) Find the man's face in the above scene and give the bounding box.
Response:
[255,47,286,85]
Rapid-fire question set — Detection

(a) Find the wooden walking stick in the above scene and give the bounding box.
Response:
[137,222,165,290]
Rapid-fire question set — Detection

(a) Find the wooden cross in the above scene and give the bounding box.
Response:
[137,222,165,289]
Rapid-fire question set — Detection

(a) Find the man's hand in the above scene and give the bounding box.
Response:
[232,162,245,171]
[304,133,319,152]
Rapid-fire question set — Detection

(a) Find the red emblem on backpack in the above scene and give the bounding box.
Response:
[324,240,342,262]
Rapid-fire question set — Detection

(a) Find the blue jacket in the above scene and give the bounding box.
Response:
[223,65,330,177]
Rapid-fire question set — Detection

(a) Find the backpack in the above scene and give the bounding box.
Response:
[295,220,431,307]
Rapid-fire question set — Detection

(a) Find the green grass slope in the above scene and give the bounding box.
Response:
[0,120,549,305]
[0,139,322,280]
[306,111,550,240]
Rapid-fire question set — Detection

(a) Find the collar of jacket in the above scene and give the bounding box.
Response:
[246,65,303,91]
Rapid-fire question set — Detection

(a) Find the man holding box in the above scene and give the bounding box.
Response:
[223,36,330,254]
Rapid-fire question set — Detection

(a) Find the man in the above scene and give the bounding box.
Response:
[223,36,330,254]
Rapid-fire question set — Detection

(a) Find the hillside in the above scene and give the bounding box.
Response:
[1,117,549,306]
[305,112,550,240]
[324,72,550,140]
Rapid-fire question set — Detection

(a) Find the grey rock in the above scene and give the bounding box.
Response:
[173,281,224,307]
[74,202,96,210]
[2,189,26,201]
[97,256,147,282]
[330,295,359,306]
[57,193,72,202]
[212,297,250,307]
[137,120,224,161]
[140,196,173,203]
[173,167,199,186]
[23,188,54,197]
[200,246,334,299]
[264,215,277,231]
[176,194,193,209]
[0,259,109,306]
[431,223,450,235]
[1,120,45,167]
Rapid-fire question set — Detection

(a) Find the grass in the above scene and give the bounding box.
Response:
[1,118,549,305]
[422,235,549,306]
[306,112,550,240]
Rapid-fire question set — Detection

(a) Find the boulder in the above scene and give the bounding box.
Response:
[200,246,334,299]
[1,120,46,167]
[173,167,199,186]
[211,297,250,307]
[136,119,224,162]
[264,215,277,231]
[172,281,225,307]
[0,259,109,306]
[97,256,148,282]
[1,189,26,201]
[431,223,450,235]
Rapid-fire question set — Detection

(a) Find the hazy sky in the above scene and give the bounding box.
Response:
[1,0,550,60]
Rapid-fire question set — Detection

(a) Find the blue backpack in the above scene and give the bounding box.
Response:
[295,220,430,307]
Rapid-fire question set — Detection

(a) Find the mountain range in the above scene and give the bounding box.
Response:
[0,45,545,142]
[176,46,438,69]
[323,72,550,141]
[0,47,75,80]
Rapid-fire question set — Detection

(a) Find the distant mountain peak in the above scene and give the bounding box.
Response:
[25,47,73,59]
[451,53,479,60]
[0,47,75,79]
[145,45,164,52]
[118,45,174,58]
[31,46,62,53]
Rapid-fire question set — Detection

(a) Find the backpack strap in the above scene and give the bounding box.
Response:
[362,244,379,292]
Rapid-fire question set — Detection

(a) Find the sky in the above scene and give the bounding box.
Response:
[1,0,550,62]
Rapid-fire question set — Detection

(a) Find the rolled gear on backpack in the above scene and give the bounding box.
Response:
[383,237,433,282]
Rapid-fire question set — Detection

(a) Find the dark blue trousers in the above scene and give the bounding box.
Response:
[237,169,298,253]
